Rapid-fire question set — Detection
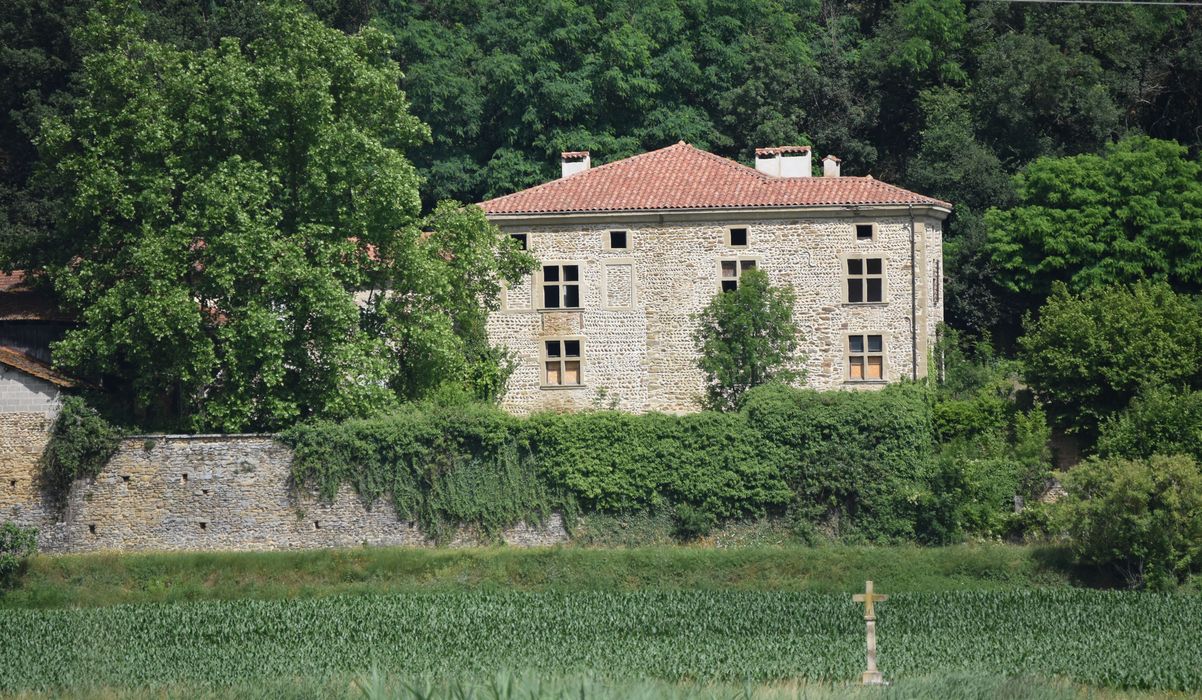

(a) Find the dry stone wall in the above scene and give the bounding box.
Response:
[0,415,566,553]
[489,214,944,414]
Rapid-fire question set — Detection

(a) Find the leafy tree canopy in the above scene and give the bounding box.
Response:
[693,268,801,411]
[5,1,530,431]
[986,137,1202,316]
[1019,282,1202,442]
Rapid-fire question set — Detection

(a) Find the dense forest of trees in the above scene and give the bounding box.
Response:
[1,0,1200,433]
[3,0,1200,339]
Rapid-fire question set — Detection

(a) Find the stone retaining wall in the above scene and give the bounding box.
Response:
[0,414,566,553]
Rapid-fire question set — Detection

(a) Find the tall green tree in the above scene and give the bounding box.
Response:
[986,137,1202,320]
[6,1,529,431]
[693,268,801,411]
[1019,282,1202,442]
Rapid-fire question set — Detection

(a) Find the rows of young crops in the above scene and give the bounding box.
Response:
[1,590,1198,693]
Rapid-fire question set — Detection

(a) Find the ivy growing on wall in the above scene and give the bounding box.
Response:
[40,397,123,505]
[283,403,570,543]
[284,383,1049,544]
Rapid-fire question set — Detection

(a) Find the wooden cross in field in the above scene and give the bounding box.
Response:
[853,580,889,685]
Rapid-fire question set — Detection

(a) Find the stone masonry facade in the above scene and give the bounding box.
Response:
[488,212,944,415]
[1,414,566,553]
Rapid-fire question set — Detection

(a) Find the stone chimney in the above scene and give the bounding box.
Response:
[561,151,590,178]
[754,146,811,177]
[822,154,842,177]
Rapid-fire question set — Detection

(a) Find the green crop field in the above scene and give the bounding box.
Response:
[1,589,1198,696]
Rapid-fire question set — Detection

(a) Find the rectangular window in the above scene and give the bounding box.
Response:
[607,230,628,249]
[511,233,528,250]
[846,257,884,303]
[848,334,884,381]
[855,223,875,240]
[727,227,749,247]
[541,264,581,309]
[544,339,582,386]
[720,259,757,292]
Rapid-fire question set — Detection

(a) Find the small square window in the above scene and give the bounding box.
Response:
[728,227,748,247]
[867,259,882,275]
[740,260,756,271]
[848,259,863,275]
[856,224,874,240]
[608,230,628,249]
[511,233,528,250]
[545,340,561,358]
[564,339,580,357]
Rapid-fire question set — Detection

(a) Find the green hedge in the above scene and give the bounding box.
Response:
[283,383,1042,544]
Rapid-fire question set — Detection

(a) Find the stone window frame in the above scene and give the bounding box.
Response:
[510,232,529,251]
[841,254,888,304]
[600,258,637,311]
[844,332,890,384]
[540,336,586,389]
[716,256,760,292]
[604,229,631,251]
[538,260,584,311]
[725,225,750,248]
[854,222,877,242]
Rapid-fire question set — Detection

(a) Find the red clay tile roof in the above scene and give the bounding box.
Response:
[0,271,31,292]
[0,345,77,388]
[479,142,951,215]
[0,270,73,322]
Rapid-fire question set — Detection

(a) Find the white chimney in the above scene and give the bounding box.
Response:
[755,146,811,177]
[561,151,590,178]
[822,154,841,177]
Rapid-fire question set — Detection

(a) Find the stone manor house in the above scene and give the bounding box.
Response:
[480,142,951,414]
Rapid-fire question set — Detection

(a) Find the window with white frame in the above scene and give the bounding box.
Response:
[540,263,581,309]
[720,259,757,292]
[543,338,582,386]
[846,257,884,303]
[848,334,884,381]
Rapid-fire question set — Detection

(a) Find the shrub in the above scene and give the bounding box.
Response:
[740,383,934,542]
[672,503,717,541]
[1098,386,1202,462]
[520,410,791,519]
[1057,454,1202,591]
[40,396,123,504]
[0,522,37,589]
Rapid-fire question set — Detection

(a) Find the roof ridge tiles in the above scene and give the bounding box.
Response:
[479,143,951,215]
